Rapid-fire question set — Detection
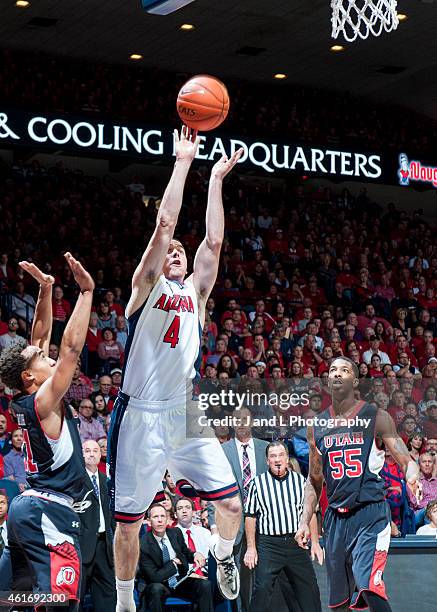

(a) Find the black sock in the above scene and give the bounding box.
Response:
[362,591,392,612]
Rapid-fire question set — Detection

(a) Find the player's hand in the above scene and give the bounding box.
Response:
[244,546,258,569]
[211,148,244,180]
[295,523,310,549]
[174,125,199,162]
[194,552,206,568]
[64,252,95,293]
[173,557,182,565]
[311,541,325,565]
[19,261,54,288]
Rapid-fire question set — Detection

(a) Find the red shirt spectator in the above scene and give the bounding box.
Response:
[388,391,407,427]
[104,290,124,317]
[52,286,72,321]
[86,312,103,353]
[267,229,289,255]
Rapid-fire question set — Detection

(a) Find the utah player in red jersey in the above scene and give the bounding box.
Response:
[0,255,94,611]
[295,357,420,612]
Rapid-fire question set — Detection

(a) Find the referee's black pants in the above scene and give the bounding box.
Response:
[250,534,321,612]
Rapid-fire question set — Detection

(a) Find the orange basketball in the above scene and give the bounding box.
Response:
[177,75,230,132]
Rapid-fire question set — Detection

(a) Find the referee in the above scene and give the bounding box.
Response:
[244,441,322,611]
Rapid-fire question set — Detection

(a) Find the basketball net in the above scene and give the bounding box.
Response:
[331,0,399,42]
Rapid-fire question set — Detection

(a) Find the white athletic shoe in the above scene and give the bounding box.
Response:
[213,548,240,600]
[116,602,136,612]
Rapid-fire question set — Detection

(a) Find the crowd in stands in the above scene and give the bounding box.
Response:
[1,47,437,155]
[0,153,437,542]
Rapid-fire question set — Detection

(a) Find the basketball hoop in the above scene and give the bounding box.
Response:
[331,0,399,42]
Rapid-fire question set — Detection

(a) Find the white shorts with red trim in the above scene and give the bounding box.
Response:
[107,392,238,522]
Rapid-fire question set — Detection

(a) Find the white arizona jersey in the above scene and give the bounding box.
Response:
[121,275,201,402]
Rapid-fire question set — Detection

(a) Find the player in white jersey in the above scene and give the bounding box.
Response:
[109,126,244,612]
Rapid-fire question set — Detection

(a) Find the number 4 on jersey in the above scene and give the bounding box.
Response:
[163,315,181,348]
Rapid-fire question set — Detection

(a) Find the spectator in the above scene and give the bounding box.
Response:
[221,318,242,354]
[0,490,8,559]
[0,318,27,354]
[161,492,178,528]
[104,290,124,317]
[110,368,122,395]
[96,301,116,330]
[137,504,211,612]
[9,280,35,332]
[416,500,437,535]
[92,393,110,427]
[418,385,437,415]
[86,312,103,376]
[425,438,437,457]
[77,440,116,610]
[0,308,8,336]
[217,354,239,380]
[97,375,116,409]
[359,362,370,378]
[398,416,419,445]
[388,391,407,427]
[208,408,271,612]
[48,343,59,361]
[407,432,425,463]
[422,402,437,439]
[175,497,211,575]
[3,428,26,490]
[238,348,254,376]
[206,338,227,367]
[368,354,385,378]
[78,399,106,443]
[248,300,275,335]
[407,453,437,528]
[362,336,391,365]
[115,315,128,350]
[97,436,108,475]
[0,253,15,290]
[64,360,94,404]
[97,328,124,374]
[51,285,72,345]
[0,415,11,456]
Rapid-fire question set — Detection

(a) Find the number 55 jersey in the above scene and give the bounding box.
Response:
[313,401,386,511]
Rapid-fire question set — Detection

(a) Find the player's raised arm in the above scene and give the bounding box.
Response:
[191,148,243,321]
[295,425,324,549]
[35,253,94,421]
[19,261,54,356]
[126,126,199,317]
[376,408,419,485]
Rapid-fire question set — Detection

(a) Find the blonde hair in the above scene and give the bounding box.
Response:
[169,239,185,252]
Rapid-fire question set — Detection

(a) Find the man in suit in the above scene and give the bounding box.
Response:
[76,440,116,610]
[138,503,214,612]
[175,497,212,575]
[209,407,269,612]
[0,490,8,559]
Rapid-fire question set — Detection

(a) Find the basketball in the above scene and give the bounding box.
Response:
[176,75,230,132]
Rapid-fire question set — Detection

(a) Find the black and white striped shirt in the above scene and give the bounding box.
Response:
[245,470,305,535]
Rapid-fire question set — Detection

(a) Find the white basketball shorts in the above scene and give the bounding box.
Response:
[107,391,239,522]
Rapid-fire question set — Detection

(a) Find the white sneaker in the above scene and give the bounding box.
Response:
[116,602,136,612]
[213,548,240,600]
